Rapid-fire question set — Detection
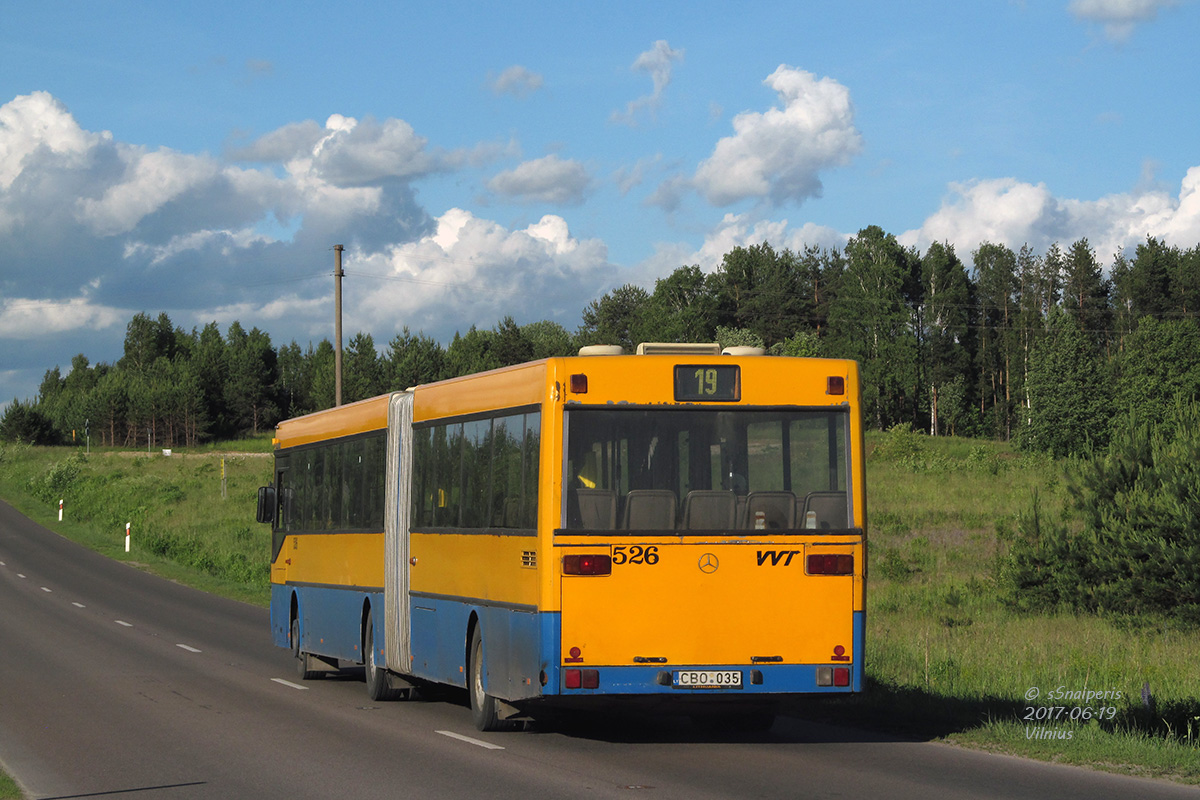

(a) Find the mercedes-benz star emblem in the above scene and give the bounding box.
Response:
[698,553,719,573]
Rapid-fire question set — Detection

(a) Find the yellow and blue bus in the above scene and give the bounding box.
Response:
[256,343,866,731]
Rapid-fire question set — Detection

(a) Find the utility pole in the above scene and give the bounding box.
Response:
[334,244,344,407]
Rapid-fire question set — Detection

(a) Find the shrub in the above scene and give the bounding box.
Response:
[1000,402,1200,621]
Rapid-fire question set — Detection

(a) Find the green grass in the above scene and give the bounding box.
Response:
[0,431,1197,785]
[853,429,1200,783]
[0,771,21,800]
[0,440,273,606]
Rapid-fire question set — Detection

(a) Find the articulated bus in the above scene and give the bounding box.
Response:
[256,343,866,731]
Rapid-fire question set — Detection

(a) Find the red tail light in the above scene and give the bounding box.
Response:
[563,554,612,575]
[807,553,853,575]
[564,669,599,689]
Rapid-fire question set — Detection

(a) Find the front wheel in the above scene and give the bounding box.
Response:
[468,626,508,732]
[291,616,322,681]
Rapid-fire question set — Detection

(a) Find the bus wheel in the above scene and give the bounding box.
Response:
[365,609,404,701]
[469,626,506,732]
[291,617,322,681]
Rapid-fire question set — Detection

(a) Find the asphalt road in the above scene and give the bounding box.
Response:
[1,499,1195,800]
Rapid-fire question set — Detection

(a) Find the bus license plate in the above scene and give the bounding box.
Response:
[673,670,742,689]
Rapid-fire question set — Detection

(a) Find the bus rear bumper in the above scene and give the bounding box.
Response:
[549,662,861,697]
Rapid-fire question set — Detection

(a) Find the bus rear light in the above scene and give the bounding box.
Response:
[834,667,850,687]
[564,669,599,689]
[827,376,845,395]
[569,373,588,394]
[563,554,612,575]
[807,553,853,575]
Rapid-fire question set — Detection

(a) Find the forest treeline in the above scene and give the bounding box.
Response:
[4,225,1200,457]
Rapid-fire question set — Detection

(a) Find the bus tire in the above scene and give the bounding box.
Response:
[365,609,404,701]
[291,616,322,681]
[469,626,507,732]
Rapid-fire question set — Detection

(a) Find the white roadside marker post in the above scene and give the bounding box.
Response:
[125,522,131,553]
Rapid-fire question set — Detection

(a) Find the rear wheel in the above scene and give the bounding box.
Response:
[291,616,322,680]
[364,609,404,701]
[468,626,506,731]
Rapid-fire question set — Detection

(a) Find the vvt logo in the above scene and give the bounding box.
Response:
[756,550,801,566]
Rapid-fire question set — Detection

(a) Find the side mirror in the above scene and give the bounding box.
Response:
[256,486,276,524]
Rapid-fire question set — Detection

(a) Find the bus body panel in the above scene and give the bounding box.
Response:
[406,596,543,701]
[274,532,384,591]
[272,583,379,664]
[557,537,861,669]
[408,532,539,610]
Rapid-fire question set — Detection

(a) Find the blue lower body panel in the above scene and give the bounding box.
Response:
[409,595,543,701]
[271,583,379,664]
[273,589,865,705]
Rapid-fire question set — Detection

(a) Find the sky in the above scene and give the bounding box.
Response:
[2,0,1199,410]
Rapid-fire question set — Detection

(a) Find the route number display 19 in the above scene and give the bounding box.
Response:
[674,365,740,401]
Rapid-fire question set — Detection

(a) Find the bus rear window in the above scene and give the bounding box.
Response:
[563,408,849,531]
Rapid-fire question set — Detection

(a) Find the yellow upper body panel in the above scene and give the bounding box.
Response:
[274,394,390,450]
[553,353,859,408]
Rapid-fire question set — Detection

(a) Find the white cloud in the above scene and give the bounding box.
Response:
[612,155,661,196]
[78,148,222,236]
[309,115,439,186]
[347,208,614,335]
[611,40,684,125]
[1069,0,1178,41]
[692,65,863,207]
[0,297,124,339]
[690,213,848,271]
[488,65,544,97]
[899,170,1200,264]
[487,155,591,204]
[0,91,108,191]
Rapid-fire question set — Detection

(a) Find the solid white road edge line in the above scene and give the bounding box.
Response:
[435,730,506,750]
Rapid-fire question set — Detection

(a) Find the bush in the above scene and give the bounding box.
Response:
[28,453,87,503]
[1000,402,1200,621]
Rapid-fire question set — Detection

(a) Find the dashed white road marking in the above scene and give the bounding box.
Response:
[41,586,52,592]
[271,678,309,690]
[17,573,26,578]
[115,620,133,627]
[72,602,85,608]
[176,644,201,653]
[436,730,506,750]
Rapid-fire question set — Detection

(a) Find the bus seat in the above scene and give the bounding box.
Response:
[574,489,618,530]
[802,491,847,529]
[681,490,737,530]
[742,491,796,529]
[621,490,677,530]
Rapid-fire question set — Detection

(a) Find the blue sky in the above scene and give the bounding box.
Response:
[2,0,1198,409]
